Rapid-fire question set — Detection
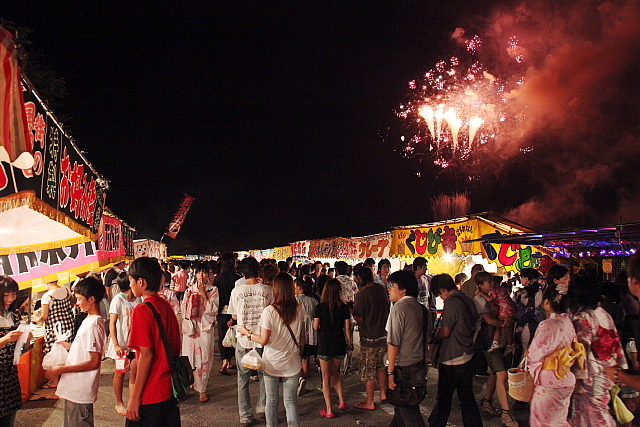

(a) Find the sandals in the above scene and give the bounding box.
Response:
[501,409,519,427]
[319,409,335,418]
[481,398,501,416]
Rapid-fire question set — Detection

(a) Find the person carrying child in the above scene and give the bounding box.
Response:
[475,273,516,354]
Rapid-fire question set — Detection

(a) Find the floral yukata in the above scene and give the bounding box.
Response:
[571,306,627,427]
[181,284,219,393]
[527,312,585,427]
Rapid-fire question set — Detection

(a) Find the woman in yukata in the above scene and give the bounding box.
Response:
[527,276,585,427]
[181,262,219,402]
[565,269,627,426]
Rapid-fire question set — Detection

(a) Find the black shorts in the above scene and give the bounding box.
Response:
[302,344,317,359]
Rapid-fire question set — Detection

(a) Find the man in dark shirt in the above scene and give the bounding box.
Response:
[428,274,482,427]
[216,252,240,374]
[353,265,390,410]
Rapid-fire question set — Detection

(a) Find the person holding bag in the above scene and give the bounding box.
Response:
[0,276,24,427]
[527,280,585,427]
[238,273,305,427]
[386,270,429,427]
[180,263,219,403]
[126,257,182,427]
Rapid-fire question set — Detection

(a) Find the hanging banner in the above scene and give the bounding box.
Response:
[352,232,392,260]
[133,239,167,260]
[98,213,125,266]
[309,238,339,259]
[391,217,542,272]
[123,223,135,258]
[336,237,358,259]
[1,241,100,289]
[0,28,31,165]
[273,246,292,260]
[290,240,309,259]
[164,194,195,239]
[0,78,107,237]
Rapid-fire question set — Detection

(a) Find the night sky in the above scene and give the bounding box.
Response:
[4,1,640,254]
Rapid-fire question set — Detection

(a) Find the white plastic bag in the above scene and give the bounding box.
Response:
[222,327,236,348]
[42,321,71,369]
[241,349,264,371]
[12,322,32,365]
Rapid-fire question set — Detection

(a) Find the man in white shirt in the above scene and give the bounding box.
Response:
[228,257,273,427]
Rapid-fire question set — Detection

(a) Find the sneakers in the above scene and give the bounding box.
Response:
[488,340,501,353]
[501,409,519,427]
[480,398,501,416]
[297,377,306,396]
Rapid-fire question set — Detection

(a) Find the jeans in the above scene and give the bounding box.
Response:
[390,405,426,426]
[428,358,483,427]
[263,373,300,427]
[236,345,266,422]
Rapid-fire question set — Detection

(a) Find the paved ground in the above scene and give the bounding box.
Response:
[16,335,530,426]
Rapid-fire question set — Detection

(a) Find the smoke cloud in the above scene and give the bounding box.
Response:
[474,0,640,230]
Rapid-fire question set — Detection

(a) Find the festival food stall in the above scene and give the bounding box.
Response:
[0,28,113,401]
[468,222,640,281]
[390,213,546,277]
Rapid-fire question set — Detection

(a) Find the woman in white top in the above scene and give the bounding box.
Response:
[239,273,305,427]
[105,272,140,415]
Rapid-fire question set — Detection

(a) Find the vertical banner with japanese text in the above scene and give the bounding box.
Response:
[164,194,195,239]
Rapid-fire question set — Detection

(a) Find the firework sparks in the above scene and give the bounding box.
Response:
[398,57,505,167]
[396,33,524,169]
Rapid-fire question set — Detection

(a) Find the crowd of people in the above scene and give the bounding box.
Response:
[3,253,640,426]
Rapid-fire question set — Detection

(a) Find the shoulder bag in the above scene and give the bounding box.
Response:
[144,301,194,400]
[275,305,302,356]
[387,304,429,407]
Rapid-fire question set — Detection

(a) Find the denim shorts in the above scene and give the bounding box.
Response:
[317,354,345,361]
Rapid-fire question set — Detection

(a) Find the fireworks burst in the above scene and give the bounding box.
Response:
[396,34,522,169]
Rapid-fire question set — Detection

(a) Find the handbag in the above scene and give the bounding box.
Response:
[387,304,429,407]
[144,301,194,400]
[507,354,534,402]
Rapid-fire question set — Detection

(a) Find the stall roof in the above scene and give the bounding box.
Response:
[393,212,534,234]
[466,222,640,251]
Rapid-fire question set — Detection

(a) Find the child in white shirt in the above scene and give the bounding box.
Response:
[46,276,107,427]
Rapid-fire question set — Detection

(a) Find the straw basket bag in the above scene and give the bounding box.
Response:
[508,356,534,403]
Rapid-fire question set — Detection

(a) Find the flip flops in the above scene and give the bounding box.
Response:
[354,402,376,411]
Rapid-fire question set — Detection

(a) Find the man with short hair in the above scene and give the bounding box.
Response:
[428,274,482,427]
[386,270,429,426]
[413,257,437,321]
[104,261,126,300]
[126,257,182,426]
[353,268,390,410]
[461,264,484,299]
[228,257,273,427]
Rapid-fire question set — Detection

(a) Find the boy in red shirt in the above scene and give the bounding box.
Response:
[126,257,182,427]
